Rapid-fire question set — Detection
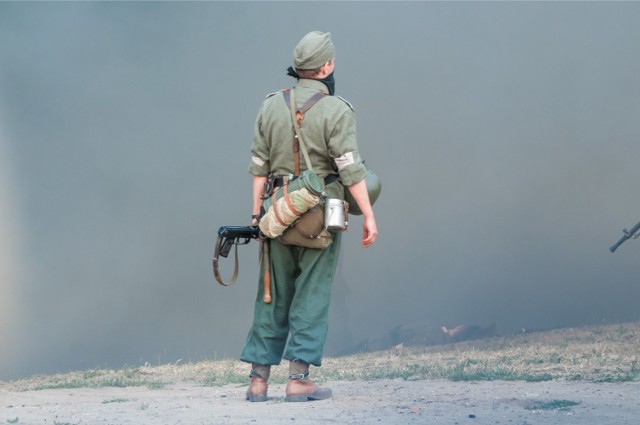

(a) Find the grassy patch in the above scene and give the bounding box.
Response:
[525,399,580,411]
[15,367,169,391]
[32,376,167,391]
[201,362,249,387]
[102,398,130,404]
[6,322,640,389]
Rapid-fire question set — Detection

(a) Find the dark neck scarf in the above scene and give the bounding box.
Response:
[286,66,335,96]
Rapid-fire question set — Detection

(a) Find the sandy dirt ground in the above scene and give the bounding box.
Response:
[1,379,639,425]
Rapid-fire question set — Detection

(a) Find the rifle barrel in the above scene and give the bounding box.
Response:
[610,220,640,253]
[610,236,627,253]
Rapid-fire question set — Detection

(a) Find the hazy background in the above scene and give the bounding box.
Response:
[2,2,639,380]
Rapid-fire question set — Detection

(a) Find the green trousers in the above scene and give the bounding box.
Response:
[240,233,341,367]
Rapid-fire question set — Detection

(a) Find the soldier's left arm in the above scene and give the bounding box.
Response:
[326,101,367,187]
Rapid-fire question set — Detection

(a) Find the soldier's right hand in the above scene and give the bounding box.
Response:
[361,215,377,248]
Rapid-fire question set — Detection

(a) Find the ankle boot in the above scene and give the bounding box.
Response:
[245,365,270,402]
[285,360,332,402]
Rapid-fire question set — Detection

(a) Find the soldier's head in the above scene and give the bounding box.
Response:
[293,31,335,79]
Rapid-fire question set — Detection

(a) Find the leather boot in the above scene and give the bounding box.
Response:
[285,360,332,402]
[245,365,270,402]
[285,377,333,402]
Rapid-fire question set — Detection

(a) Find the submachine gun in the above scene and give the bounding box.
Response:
[212,225,273,303]
[609,220,640,253]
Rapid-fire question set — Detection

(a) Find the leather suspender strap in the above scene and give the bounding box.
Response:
[293,135,300,176]
[297,92,326,125]
[289,89,318,175]
[282,89,326,176]
[282,90,325,123]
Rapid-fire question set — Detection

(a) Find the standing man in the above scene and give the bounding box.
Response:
[241,31,378,402]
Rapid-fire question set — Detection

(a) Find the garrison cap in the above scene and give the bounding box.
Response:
[293,31,335,70]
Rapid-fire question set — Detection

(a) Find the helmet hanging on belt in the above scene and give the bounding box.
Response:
[345,169,382,216]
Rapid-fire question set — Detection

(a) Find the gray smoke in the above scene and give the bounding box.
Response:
[2,2,640,380]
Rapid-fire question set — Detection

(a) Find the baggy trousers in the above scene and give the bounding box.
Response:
[240,233,342,367]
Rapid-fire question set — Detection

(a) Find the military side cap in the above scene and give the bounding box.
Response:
[293,31,335,70]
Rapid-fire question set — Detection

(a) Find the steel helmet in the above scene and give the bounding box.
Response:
[345,169,382,215]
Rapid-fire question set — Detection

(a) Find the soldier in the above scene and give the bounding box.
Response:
[241,31,378,402]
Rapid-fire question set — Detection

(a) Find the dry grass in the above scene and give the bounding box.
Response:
[319,322,640,383]
[5,322,639,391]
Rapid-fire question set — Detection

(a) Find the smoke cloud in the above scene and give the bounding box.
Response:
[0,114,25,373]
[1,2,640,380]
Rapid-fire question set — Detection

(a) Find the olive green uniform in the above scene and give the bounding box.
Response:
[240,78,367,367]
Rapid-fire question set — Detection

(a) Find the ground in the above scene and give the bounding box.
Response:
[2,379,638,425]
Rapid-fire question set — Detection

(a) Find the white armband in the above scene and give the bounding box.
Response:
[252,156,266,167]
[334,152,355,171]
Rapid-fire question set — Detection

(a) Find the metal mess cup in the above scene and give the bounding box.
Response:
[324,198,348,232]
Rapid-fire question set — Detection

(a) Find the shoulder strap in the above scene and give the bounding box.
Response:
[283,89,326,175]
[282,90,326,125]
[213,238,239,286]
[289,89,314,174]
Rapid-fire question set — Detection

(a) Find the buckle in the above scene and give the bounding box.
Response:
[250,369,265,379]
[288,372,309,380]
[274,175,299,188]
